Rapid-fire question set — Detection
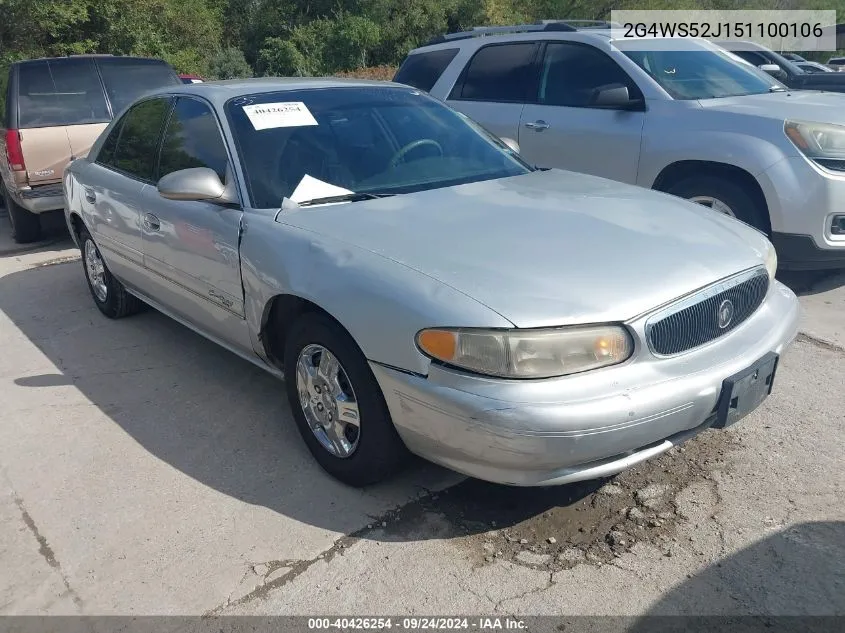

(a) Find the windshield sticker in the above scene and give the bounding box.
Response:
[242,102,318,130]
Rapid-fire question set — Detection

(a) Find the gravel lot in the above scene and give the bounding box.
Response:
[0,212,843,617]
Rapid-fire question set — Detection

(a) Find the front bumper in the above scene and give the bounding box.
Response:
[771,232,845,271]
[372,280,800,486]
[758,156,845,269]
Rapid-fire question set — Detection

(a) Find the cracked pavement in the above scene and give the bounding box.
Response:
[0,218,843,616]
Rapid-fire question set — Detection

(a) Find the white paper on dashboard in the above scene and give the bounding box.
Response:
[242,101,318,130]
[289,174,353,204]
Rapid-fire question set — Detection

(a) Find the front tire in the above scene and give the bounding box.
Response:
[283,313,408,486]
[78,226,142,319]
[3,190,41,243]
[665,176,769,233]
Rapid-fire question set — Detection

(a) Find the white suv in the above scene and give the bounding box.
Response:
[395,23,845,270]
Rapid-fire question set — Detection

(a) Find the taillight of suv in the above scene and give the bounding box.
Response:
[4,129,25,172]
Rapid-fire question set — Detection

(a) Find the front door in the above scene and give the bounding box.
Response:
[518,42,645,184]
[139,96,249,350]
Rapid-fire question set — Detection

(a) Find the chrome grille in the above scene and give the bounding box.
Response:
[646,268,770,356]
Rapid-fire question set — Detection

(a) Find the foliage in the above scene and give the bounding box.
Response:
[2,0,845,95]
[334,65,398,81]
[209,47,254,80]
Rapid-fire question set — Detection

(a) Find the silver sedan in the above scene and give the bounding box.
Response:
[63,79,799,487]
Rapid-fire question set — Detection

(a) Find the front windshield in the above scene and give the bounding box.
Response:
[622,47,785,99]
[225,87,531,208]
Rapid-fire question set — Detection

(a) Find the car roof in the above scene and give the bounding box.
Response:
[408,27,613,55]
[13,54,168,65]
[142,77,411,108]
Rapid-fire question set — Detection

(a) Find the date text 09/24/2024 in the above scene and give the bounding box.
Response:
[308,618,526,630]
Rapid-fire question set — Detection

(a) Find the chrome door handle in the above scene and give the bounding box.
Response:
[84,188,96,203]
[524,120,550,131]
[143,213,160,231]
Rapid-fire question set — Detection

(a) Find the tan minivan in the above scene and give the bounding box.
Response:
[1,55,181,243]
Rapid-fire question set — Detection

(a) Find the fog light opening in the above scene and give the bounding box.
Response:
[832,215,845,236]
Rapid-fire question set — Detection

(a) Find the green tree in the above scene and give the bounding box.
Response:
[325,15,381,71]
[209,47,254,79]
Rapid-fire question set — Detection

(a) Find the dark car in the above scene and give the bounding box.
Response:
[718,41,845,93]
[796,61,835,74]
[781,52,807,62]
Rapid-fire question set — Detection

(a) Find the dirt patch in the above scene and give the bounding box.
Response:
[372,426,741,571]
[333,65,398,81]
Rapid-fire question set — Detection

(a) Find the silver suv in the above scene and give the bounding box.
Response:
[395,23,845,270]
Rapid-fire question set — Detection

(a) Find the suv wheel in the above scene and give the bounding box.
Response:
[3,190,41,243]
[665,176,769,233]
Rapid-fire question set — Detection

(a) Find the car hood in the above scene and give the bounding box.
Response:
[796,72,845,89]
[699,90,845,125]
[277,170,770,328]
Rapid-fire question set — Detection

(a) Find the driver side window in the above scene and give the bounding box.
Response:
[157,97,229,183]
[537,43,642,107]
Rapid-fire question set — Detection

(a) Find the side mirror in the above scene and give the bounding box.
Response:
[589,83,642,110]
[759,64,787,81]
[500,137,520,154]
[157,167,238,204]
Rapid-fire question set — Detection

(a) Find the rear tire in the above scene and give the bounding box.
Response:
[664,175,769,234]
[283,312,409,487]
[78,225,143,319]
[3,190,41,243]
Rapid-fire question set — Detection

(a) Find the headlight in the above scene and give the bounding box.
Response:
[416,325,634,379]
[785,120,845,171]
[763,240,778,281]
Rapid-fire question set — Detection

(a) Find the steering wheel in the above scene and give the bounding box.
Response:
[389,139,443,169]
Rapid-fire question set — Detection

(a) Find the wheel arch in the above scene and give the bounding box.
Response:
[651,160,772,234]
[259,293,351,370]
[68,211,86,246]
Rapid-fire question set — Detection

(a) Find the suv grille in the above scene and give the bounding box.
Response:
[646,269,770,356]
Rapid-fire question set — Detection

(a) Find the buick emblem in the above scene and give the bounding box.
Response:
[717,299,735,329]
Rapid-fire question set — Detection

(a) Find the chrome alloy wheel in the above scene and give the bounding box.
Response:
[689,195,736,218]
[84,239,108,302]
[296,344,361,458]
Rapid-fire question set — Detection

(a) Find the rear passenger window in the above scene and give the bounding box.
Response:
[394,48,459,92]
[451,43,538,103]
[96,119,124,166]
[538,43,642,107]
[97,58,180,115]
[109,98,171,181]
[158,97,229,182]
[16,59,110,128]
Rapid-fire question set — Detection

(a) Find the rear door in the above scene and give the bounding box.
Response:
[80,97,173,289]
[15,58,111,186]
[445,42,540,141]
[518,42,645,183]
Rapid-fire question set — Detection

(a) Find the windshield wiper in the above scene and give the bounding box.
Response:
[296,192,395,207]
